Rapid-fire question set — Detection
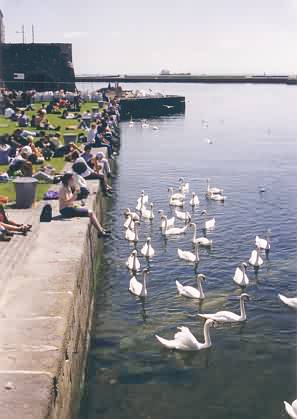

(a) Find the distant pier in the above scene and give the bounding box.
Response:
[76,74,297,85]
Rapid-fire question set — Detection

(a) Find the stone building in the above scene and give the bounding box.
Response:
[0,10,76,91]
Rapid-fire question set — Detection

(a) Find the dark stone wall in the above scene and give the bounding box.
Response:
[2,43,76,91]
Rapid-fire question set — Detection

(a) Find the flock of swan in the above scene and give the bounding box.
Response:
[123,177,296,418]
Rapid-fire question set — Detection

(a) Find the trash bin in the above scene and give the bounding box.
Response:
[64,133,78,146]
[13,177,38,209]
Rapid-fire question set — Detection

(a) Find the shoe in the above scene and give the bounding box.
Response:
[0,235,11,242]
[98,231,110,238]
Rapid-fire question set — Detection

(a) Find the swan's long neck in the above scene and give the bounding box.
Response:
[141,272,147,296]
[240,297,247,320]
[256,248,260,264]
[203,321,212,347]
[150,206,154,218]
[128,215,133,229]
[241,266,246,281]
[207,179,210,192]
[192,224,197,241]
[133,253,137,270]
[195,244,199,261]
[134,223,139,241]
[197,277,204,298]
[163,216,168,231]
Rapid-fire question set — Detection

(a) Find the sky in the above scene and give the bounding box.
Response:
[1,0,297,75]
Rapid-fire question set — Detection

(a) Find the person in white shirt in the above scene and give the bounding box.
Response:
[86,122,97,144]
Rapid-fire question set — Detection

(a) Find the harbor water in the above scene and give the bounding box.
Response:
[79,83,297,419]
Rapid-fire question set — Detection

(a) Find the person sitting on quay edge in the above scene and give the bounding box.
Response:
[72,154,112,197]
[59,173,110,238]
[80,144,94,166]
[0,204,31,235]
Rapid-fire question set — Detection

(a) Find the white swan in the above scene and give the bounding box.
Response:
[206,178,223,195]
[136,191,148,211]
[141,202,155,220]
[126,250,141,271]
[175,208,191,222]
[161,216,189,236]
[179,177,190,194]
[207,191,226,202]
[155,319,215,351]
[129,116,134,128]
[168,187,185,202]
[233,263,249,287]
[125,221,140,242]
[284,399,297,419]
[129,268,149,297]
[141,237,155,258]
[152,126,159,130]
[205,217,215,230]
[249,246,264,267]
[141,120,149,128]
[278,294,297,310]
[198,293,250,323]
[190,223,212,246]
[189,192,200,207]
[124,214,135,230]
[176,274,206,299]
[158,210,175,229]
[124,208,140,221]
[177,242,199,263]
[255,232,271,250]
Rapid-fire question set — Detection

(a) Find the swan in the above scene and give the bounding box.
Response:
[176,274,206,299]
[124,214,135,230]
[198,293,250,323]
[136,191,148,211]
[141,120,150,128]
[129,268,149,297]
[126,250,141,271]
[125,221,140,242]
[168,187,185,201]
[158,210,175,229]
[190,223,212,246]
[161,216,189,236]
[155,319,215,351]
[124,208,140,221]
[152,126,159,130]
[207,191,226,202]
[206,178,223,195]
[129,116,134,128]
[284,399,297,419]
[177,242,199,263]
[255,232,271,250]
[249,246,264,267]
[189,192,200,207]
[141,237,155,258]
[233,263,249,287]
[204,218,215,230]
[175,208,191,222]
[141,202,155,220]
[179,177,190,194]
[278,294,297,310]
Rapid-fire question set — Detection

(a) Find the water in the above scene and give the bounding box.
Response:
[79,83,297,419]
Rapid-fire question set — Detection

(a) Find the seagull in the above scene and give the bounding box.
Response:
[163,105,174,109]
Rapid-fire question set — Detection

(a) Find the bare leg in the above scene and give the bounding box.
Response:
[88,211,104,233]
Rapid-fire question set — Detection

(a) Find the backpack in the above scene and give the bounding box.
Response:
[40,204,52,222]
[43,190,59,200]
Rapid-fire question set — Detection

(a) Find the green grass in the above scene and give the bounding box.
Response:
[0,101,101,202]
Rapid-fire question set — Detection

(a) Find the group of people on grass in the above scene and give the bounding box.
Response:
[0,88,121,241]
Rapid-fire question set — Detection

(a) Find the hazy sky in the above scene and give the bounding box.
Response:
[1,0,297,75]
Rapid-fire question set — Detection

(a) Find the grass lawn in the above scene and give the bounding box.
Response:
[0,101,100,202]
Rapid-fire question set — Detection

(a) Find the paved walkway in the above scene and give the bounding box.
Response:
[0,149,107,418]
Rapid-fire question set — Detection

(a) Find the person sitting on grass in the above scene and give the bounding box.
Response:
[59,173,110,238]
[0,204,31,235]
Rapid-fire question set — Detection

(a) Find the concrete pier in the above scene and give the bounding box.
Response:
[0,161,108,418]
